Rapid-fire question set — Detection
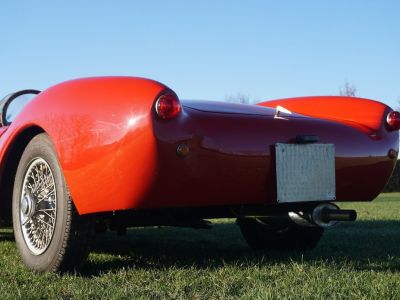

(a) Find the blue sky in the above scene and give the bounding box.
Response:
[1,1,399,107]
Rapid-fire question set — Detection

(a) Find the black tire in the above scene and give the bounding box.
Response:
[237,217,323,251]
[12,133,92,272]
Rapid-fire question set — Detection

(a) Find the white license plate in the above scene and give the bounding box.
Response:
[275,143,336,203]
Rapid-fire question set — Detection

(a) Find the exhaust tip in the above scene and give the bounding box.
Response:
[312,203,357,228]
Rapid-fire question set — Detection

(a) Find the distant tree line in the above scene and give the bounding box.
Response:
[339,82,357,97]
[225,93,251,104]
[383,160,400,192]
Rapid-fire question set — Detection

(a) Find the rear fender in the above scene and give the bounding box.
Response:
[9,77,169,214]
[257,96,393,134]
[258,96,399,200]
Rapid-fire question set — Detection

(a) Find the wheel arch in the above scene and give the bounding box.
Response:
[5,77,170,215]
[0,126,45,224]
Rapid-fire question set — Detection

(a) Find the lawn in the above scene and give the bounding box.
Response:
[1,194,400,299]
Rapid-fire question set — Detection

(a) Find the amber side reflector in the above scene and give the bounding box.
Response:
[155,93,181,120]
[176,143,190,157]
[387,111,400,131]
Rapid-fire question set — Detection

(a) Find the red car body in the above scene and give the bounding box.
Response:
[0,77,397,216]
[1,76,398,272]
[0,77,398,214]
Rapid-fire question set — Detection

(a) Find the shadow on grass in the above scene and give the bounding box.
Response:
[0,230,14,242]
[81,220,400,276]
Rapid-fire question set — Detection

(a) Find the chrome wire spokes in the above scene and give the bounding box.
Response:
[20,158,57,255]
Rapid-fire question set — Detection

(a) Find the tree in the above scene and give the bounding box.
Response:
[383,160,400,192]
[225,93,251,104]
[339,82,357,97]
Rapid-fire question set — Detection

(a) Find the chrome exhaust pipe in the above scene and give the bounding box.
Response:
[289,203,357,228]
[311,203,357,228]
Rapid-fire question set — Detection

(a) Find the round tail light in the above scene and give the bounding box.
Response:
[386,111,400,131]
[155,93,181,120]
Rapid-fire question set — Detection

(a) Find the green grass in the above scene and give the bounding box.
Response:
[1,194,400,299]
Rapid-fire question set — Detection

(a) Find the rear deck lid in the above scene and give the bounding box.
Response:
[182,100,293,117]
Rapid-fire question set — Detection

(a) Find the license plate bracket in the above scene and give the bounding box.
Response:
[275,143,336,203]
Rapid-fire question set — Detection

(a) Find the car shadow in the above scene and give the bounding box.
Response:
[0,230,14,242]
[80,220,400,276]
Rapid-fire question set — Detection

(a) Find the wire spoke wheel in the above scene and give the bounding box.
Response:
[13,134,92,272]
[20,158,57,255]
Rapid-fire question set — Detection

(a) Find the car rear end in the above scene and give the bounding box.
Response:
[146,97,398,212]
[97,89,399,251]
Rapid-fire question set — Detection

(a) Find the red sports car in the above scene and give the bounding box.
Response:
[0,77,398,272]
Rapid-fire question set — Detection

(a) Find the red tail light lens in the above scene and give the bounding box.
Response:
[155,93,181,120]
[387,111,400,130]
